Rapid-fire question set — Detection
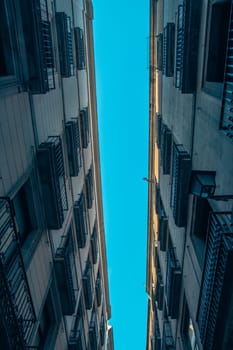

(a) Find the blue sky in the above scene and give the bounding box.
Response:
[93,2,149,349]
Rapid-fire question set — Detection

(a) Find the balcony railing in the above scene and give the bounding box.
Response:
[56,12,74,77]
[160,123,172,175]
[158,203,168,252]
[175,0,201,93]
[220,8,233,141]
[85,167,94,209]
[37,136,68,229]
[74,27,86,70]
[197,212,233,349]
[170,143,191,227]
[0,198,36,348]
[95,275,102,307]
[162,321,175,349]
[65,119,82,177]
[89,314,98,350]
[74,193,88,248]
[166,248,181,319]
[91,226,98,264]
[163,23,175,77]
[157,33,163,71]
[100,313,105,346]
[55,228,78,315]
[83,263,94,310]
[80,108,90,148]
[69,315,86,349]
[152,309,161,350]
[155,113,162,148]
[20,0,55,93]
[155,266,164,311]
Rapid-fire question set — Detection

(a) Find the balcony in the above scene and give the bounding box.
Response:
[100,313,105,346]
[89,314,98,350]
[157,33,163,71]
[151,309,161,350]
[74,27,86,70]
[166,248,181,319]
[54,228,78,315]
[74,193,88,248]
[158,203,168,252]
[155,266,164,311]
[220,8,233,141]
[37,136,68,229]
[163,23,175,77]
[69,313,86,350]
[170,143,191,227]
[95,274,102,307]
[80,108,90,149]
[20,0,55,93]
[83,262,94,310]
[197,212,233,349]
[65,119,82,177]
[162,321,175,349]
[160,124,172,175]
[85,167,94,209]
[156,113,162,148]
[56,12,74,77]
[91,226,98,264]
[175,0,201,93]
[0,198,36,348]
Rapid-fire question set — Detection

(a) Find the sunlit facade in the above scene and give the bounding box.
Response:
[0,0,113,349]
[146,0,233,349]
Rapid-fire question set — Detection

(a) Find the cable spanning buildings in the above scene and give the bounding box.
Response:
[0,0,113,349]
[146,0,233,349]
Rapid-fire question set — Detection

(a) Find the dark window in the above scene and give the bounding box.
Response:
[160,123,172,175]
[157,33,163,71]
[206,2,230,83]
[89,313,98,350]
[20,0,55,93]
[170,143,191,227]
[56,12,74,77]
[181,297,199,350]
[220,3,233,141]
[13,179,37,245]
[91,225,98,264]
[37,136,68,229]
[158,202,168,252]
[39,290,56,348]
[156,113,162,148]
[80,108,90,148]
[191,197,212,268]
[163,23,175,77]
[0,1,14,77]
[69,302,86,349]
[83,261,94,310]
[95,270,102,307]
[85,167,93,209]
[74,192,88,248]
[100,313,105,346]
[55,228,78,315]
[74,27,86,70]
[65,119,82,177]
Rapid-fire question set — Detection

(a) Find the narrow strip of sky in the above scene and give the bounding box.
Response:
[93,2,149,349]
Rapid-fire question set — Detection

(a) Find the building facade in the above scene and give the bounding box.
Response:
[0,0,113,349]
[146,0,233,349]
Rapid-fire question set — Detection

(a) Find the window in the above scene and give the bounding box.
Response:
[181,297,199,350]
[163,23,175,77]
[91,225,98,264]
[85,167,94,209]
[220,2,233,140]
[156,113,162,148]
[158,202,168,252]
[74,192,88,248]
[95,270,102,307]
[155,259,164,311]
[204,0,231,97]
[166,248,181,319]
[56,12,74,77]
[74,27,86,70]
[83,260,94,310]
[0,1,15,79]
[175,0,201,93]
[89,313,98,350]
[20,0,55,93]
[100,312,106,346]
[69,302,86,349]
[39,288,58,348]
[55,228,78,315]
[80,108,90,149]
[37,136,68,229]
[191,197,212,268]
[157,33,163,71]
[170,143,191,227]
[65,119,82,177]
[162,321,175,349]
[197,212,233,350]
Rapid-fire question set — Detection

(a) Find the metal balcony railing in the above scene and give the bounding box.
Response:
[197,212,233,349]
[166,248,181,319]
[0,198,36,349]
[85,167,93,209]
[69,315,86,349]
[74,193,88,248]
[220,7,233,141]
